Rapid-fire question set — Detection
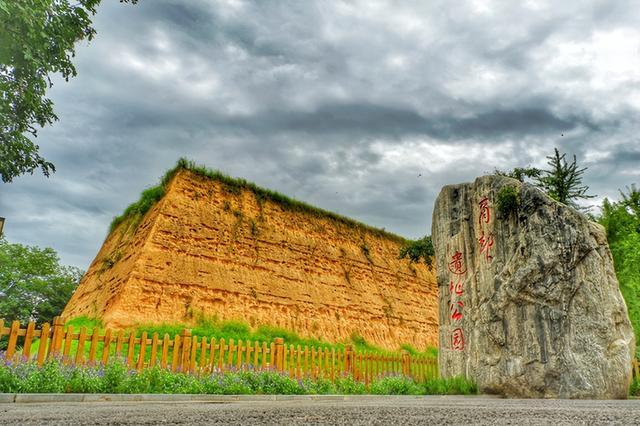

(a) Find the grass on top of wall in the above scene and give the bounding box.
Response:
[109,158,407,244]
[64,316,438,358]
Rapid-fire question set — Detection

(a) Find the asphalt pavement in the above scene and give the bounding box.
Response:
[2,395,640,425]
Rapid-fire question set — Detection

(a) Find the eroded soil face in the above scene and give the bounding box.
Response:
[64,170,438,350]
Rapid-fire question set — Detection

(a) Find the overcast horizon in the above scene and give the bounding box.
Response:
[1,0,639,270]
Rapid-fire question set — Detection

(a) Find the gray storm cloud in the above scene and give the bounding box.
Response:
[1,0,639,268]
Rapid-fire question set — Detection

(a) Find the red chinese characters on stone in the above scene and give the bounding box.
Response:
[449,280,463,296]
[479,196,491,225]
[448,251,466,351]
[448,251,467,275]
[449,300,464,321]
[452,328,465,351]
[478,232,495,261]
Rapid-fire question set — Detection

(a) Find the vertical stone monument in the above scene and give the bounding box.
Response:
[432,175,634,398]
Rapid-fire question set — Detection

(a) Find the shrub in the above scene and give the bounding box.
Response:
[219,372,252,395]
[630,377,640,396]
[101,358,128,393]
[423,376,477,395]
[18,359,66,393]
[398,235,434,268]
[0,354,21,392]
[0,354,479,396]
[334,375,367,394]
[496,186,520,217]
[243,370,304,395]
[303,376,336,394]
[370,375,422,395]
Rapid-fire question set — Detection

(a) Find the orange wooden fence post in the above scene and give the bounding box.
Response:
[48,316,66,358]
[102,329,112,365]
[274,337,284,372]
[189,335,198,373]
[6,320,20,359]
[137,331,148,371]
[180,329,192,373]
[171,333,181,372]
[36,322,50,366]
[161,334,170,369]
[150,332,159,368]
[344,344,353,376]
[23,321,36,359]
[88,327,100,364]
[401,350,411,377]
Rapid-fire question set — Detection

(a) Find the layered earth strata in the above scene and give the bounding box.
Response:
[63,168,438,350]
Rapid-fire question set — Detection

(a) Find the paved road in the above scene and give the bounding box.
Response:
[2,396,640,425]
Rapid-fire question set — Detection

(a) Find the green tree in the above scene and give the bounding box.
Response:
[399,235,434,268]
[620,184,640,220]
[536,148,595,208]
[599,185,640,353]
[494,166,541,183]
[0,0,137,183]
[0,237,83,324]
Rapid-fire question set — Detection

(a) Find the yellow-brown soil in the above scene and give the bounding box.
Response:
[63,170,438,350]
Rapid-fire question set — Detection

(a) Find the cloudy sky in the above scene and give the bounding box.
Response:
[2,0,640,269]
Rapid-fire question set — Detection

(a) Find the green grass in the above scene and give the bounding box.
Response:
[109,158,407,243]
[65,317,104,330]
[134,317,437,357]
[631,377,640,397]
[400,343,438,358]
[0,357,473,395]
[59,315,438,359]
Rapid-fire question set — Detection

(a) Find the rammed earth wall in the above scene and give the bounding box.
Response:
[63,169,438,351]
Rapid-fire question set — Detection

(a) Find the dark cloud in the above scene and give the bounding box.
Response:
[2,0,639,268]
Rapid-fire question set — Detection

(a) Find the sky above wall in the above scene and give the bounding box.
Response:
[1,0,639,269]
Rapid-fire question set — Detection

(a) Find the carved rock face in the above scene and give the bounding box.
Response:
[432,175,635,398]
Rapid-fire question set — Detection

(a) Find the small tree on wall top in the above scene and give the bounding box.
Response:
[536,148,595,208]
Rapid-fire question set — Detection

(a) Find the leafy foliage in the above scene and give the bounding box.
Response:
[494,167,541,183]
[536,148,595,208]
[370,375,423,395]
[496,186,520,217]
[599,185,640,353]
[398,235,434,268]
[630,377,640,396]
[0,355,477,395]
[0,237,83,324]
[422,376,478,395]
[110,158,406,244]
[0,0,137,183]
[494,148,595,210]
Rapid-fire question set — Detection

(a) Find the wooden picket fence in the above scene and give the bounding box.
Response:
[0,317,438,385]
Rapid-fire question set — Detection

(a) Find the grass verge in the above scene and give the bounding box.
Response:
[0,355,474,396]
